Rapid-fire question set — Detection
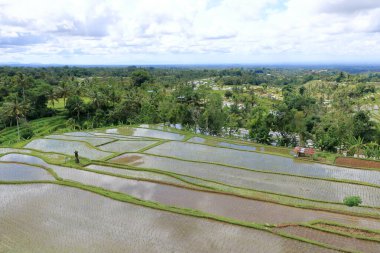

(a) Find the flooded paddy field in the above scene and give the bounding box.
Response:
[0,148,32,154]
[85,164,194,187]
[45,134,114,146]
[274,226,380,253]
[146,141,380,186]
[0,162,53,181]
[25,139,113,160]
[98,140,157,152]
[91,132,148,140]
[130,128,185,140]
[45,165,380,229]
[63,131,95,137]
[111,153,380,206]
[3,128,380,252]
[0,153,48,166]
[0,184,335,253]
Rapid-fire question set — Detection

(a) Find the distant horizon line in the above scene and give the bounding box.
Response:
[2,62,380,67]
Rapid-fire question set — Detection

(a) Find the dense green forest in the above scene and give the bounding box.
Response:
[1,66,380,157]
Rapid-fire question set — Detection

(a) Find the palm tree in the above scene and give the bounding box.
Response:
[2,99,29,140]
[47,87,59,108]
[347,136,364,157]
[13,74,31,102]
[57,82,72,107]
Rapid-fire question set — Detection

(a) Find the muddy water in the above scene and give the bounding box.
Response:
[52,166,380,230]
[0,184,336,253]
[110,153,380,207]
[0,162,53,181]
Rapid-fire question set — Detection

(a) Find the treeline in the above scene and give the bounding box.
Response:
[0,66,380,157]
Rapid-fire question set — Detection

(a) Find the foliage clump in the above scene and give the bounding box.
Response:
[343,196,362,207]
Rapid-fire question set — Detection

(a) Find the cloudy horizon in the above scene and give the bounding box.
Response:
[1,0,380,65]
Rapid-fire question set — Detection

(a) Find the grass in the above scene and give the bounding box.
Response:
[0,115,67,147]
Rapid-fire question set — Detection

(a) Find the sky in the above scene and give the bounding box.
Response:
[0,0,380,65]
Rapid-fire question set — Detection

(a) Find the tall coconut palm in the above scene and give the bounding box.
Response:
[47,87,59,108]
[13,74,31,102]
[2,99,29,140]
[57,82,72,107]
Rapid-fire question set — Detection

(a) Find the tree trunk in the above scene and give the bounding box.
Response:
[16,117,20,141]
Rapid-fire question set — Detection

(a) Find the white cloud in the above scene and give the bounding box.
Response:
[0,0,379,64]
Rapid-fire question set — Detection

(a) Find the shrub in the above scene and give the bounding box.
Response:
[20,125,34,140]
[343,196,362,207]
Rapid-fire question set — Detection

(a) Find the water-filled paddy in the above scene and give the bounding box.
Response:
[218,142,257,151]
[274,226,380,253]
[63,131,95,137]
[98,140,157,152]
[0,148,32,154]
[46,134,114,146]
[0,154,47,166]
[187,137,206,143]
[0,162,53,181]
[25,139,113,160]
[0,184,335,253]
[91,132,145,139]
[110,153,380,206]
[130,128,185,140]
[146,142,380,186]
[85,164,192,187]
[48,165,380,229]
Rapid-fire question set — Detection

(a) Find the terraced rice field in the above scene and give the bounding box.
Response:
[110,153,380,206]
[98,140,157,152]
[0,184,335,253]
[25,138,112,159]
[45,134,114,146]
[0,162,53,181]
[1,126,380,252]
[129,127,185,140]
[274,226,380,253]
[145,141,380,186]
